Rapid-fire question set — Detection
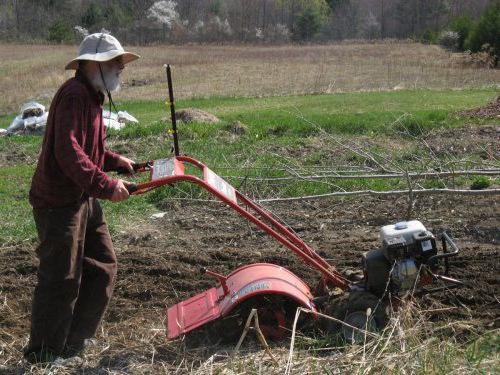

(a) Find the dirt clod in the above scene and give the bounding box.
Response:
[176,108,220,124]
[227,120,247,135]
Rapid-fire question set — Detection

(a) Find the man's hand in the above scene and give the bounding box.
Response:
[116,156,135,174]
[110,179,131,202]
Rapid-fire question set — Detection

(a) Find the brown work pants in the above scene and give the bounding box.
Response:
[25,198,117,356]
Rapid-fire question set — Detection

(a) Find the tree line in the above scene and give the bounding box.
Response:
[0,0,496,46]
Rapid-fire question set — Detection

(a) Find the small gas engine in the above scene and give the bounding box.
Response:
[362,220,440,296]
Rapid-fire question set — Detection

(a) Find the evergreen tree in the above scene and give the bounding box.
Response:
[466,1,500,66]
[285,0,330,41]
[450,16,473,51]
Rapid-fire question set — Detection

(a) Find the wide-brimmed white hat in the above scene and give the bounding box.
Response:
[65,33,140,70]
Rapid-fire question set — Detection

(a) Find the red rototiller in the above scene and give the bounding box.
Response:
[121,66,463,343]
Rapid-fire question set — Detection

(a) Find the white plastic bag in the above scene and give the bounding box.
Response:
[102,110,124,130]
[102,110,139,130]
[117,111,139,124]
[21,102,45,118]
[24,111,48,130]
[6,102,48,135]
[6,115,25,133]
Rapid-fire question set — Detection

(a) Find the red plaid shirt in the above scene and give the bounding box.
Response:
[29,71,120,208]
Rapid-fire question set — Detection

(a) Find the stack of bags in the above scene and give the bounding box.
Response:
[1,102,139,136]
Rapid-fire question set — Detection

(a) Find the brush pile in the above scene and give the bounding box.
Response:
[459,96,500,119]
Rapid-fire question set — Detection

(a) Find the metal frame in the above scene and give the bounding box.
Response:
[125,155,462,339]
[130,156,350,291]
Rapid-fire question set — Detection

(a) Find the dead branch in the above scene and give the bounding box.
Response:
[258,188,500,203]
[222,169,500,181]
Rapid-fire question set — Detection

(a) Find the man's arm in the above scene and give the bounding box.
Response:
[53,96,121,200]
[104,150,135,174]
[103,150,122,172]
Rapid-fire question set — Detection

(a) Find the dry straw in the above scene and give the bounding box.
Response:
[1,42,500,114]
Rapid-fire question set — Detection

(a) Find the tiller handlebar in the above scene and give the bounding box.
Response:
[120,156,350,292]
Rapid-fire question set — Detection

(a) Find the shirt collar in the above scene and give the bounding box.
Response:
[75,69,105,106]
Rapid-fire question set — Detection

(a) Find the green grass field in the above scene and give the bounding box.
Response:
[0,88,498,244]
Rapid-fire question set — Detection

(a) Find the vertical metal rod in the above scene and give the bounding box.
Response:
[165,64,179,156]
[442,235,450,276]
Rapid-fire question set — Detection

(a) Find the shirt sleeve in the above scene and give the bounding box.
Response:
[53,96,117,200]
[103,150,122,172]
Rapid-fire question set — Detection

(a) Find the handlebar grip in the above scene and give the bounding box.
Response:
[116,161,153,175]
[127,184,138,194]
[115,167,129,175]
[115,163,138,175]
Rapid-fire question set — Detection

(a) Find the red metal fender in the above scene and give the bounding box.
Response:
[166,263,316,339]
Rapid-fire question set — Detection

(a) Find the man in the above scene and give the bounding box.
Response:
[24,33,140,363]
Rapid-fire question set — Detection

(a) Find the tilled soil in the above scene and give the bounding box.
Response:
[1,194,498,365]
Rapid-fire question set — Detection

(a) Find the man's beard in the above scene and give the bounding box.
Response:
[90,65,121,93]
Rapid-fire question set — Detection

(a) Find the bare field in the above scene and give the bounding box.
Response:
[1,191,498,373]
[0,124,499,373]
[1,41,499,115]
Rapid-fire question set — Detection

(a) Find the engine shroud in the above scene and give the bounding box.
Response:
[362,220,438,296]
